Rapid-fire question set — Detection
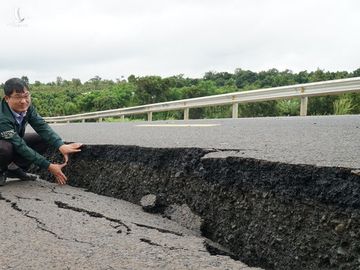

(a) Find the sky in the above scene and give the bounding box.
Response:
[1,0,359,83]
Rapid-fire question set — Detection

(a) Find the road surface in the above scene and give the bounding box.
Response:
[4,115,358,269]
[0,179,260,270]
[49,115,360,169]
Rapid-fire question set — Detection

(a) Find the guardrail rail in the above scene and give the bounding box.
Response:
[44,77,360,123]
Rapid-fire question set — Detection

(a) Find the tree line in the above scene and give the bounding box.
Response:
[2,68,359,120]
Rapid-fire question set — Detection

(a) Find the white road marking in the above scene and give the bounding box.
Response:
[136,124,221,127]
[50,123,67,126]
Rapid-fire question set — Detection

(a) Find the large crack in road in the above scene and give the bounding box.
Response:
[1,178,258,269]
[32,144,360,270]
[54,200,132,235]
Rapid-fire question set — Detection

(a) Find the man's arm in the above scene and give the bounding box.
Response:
[27,106,64,149]
[27,105,82,183]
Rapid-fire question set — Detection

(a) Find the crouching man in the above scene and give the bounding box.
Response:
[0,78,82,186]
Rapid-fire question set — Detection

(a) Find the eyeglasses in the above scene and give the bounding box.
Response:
[9,92,31,101]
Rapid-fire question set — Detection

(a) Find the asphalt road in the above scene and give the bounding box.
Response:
[49,115,360,169]
[4,115,358,269]
[0,179,260,270]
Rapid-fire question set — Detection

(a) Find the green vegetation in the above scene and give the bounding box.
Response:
[1,69,359,119]
[333,95,356,115]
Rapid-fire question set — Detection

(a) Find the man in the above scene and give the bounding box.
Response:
[0,78,82,186]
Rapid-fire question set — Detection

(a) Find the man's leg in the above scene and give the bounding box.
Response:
[0,140,14,185]
[0,140,14,170]
[13,133,49,170]
[8,133,49,181]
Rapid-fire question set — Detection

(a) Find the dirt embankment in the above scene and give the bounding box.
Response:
[36,145,360,270]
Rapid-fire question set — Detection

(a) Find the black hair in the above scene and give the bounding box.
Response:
[4,78,29,96]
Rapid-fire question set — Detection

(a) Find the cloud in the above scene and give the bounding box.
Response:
[1,0,359,83]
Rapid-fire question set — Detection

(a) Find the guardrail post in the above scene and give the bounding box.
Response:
[121,115,125,121]
[232,103,239,118]
[300,96,308,116]
[147,112,153,122]
[184,108,189,120]
[98,118,103,122]
[81,119,85,123]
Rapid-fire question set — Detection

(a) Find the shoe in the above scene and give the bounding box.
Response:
[7,168,37,181]
[0,171,6,186]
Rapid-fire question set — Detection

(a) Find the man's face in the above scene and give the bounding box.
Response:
[4,88,31,113]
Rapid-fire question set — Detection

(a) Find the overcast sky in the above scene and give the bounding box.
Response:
[1,0,359,83]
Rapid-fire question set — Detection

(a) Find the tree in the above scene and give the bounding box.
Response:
[234,69,257,89]
[25,68,360,118]
[71,78,82,90]
[204,71,233,87]
[88,76,102,90]
[352,68,360,77]
[128,75,136,83]
[295,71,309,84]
[134,76,170,104]
[56,76,63,86]
[21,76,29,84]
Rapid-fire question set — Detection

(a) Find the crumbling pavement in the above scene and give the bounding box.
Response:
[0,178,260,270]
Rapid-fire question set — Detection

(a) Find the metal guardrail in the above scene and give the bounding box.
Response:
[44,77,360,123]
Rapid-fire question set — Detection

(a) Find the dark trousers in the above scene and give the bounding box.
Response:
[0,133,48,171]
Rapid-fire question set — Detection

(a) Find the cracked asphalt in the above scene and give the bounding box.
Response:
[49,115,360,169]
[0,178,261,270]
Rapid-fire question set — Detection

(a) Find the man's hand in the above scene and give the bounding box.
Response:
[48,163,67,185]
[59,143,83,163]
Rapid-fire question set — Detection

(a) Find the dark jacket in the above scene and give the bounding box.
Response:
[0,98,64,169]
